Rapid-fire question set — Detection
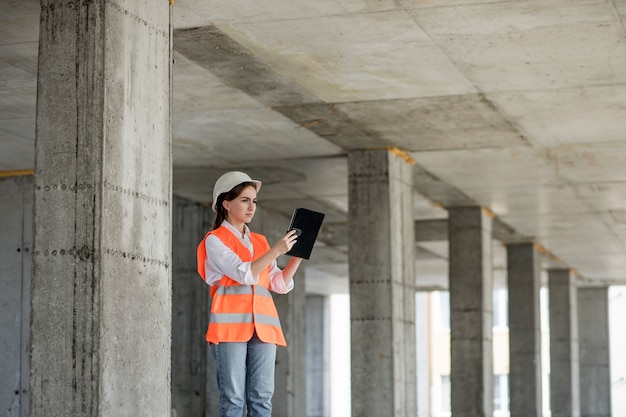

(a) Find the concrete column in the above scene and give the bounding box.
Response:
[548,269,580,417]
[171,196,215,417]
[306,294,330,417]
[578,287,611,417]
[348,149,417,417]
[31,2,171,416]
[0,175,33,417]
[448,207,493,417]
[507,243,542,417]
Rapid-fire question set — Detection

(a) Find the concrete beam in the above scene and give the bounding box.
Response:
[173,26,315,107]
[173,26,387,151]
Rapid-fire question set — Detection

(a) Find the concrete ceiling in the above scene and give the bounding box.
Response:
[2,0,626,291]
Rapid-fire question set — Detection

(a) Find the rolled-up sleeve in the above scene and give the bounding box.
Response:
[204,235,258,286]
[268,262,295,294]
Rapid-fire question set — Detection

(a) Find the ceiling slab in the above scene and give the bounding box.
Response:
[409,0,626,91]
[337,95,528,151]
[174,0,400,27]
[411,147,558,190]
[219,11,477,102]
[3,0,626,284]
[489,86,626,147]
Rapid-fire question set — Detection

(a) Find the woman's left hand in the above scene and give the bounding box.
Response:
[272,229,299,255]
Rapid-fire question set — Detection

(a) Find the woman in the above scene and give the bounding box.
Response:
[196,170,302,417]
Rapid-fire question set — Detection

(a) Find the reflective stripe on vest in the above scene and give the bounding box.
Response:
[202,226,287,346]
[209,312,282,327]
[214,285,272,297]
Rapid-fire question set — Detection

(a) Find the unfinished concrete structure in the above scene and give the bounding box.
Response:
[1,0,624,416]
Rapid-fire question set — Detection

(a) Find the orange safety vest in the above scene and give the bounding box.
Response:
[196,226,287,346]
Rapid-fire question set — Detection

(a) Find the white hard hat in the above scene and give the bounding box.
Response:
[212,171,262,212]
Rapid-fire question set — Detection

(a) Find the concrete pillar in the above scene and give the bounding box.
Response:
[578,287,611,417]
[548,269,580,417]
[0,175,33,417]
[306,294,330,417]
[31,2,172,416]
[448,207,493,417]
[171,196,215,417]
[347,149,417,417]
[254,206,307,417]
[507,243,542,417]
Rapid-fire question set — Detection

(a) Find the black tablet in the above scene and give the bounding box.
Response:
[285,208,325,259]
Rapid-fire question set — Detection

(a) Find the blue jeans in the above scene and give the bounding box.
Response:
[211,333,277,417]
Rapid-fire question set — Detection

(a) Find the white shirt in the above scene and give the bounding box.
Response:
[203,220,294,294]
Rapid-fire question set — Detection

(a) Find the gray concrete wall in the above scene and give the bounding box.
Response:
[548,269,580,417]
[347,149,417,417]
[171,196,214,417]
[448,207,493,417]
[31,2,172,416]
[306,294,330,417]
[0,175,32,417]
[507,243,542,417]
[578,287,611,417]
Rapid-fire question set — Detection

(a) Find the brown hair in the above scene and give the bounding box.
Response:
[212,181,258,230]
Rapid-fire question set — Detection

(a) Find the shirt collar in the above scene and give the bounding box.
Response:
[222,219,250,239]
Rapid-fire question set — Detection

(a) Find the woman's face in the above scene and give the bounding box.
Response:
[223,185,258,226]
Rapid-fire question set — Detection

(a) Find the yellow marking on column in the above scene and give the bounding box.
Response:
[532,242,582,278]
[0,169,34,178]
[481,207,495,219]
[387,147,416,166]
